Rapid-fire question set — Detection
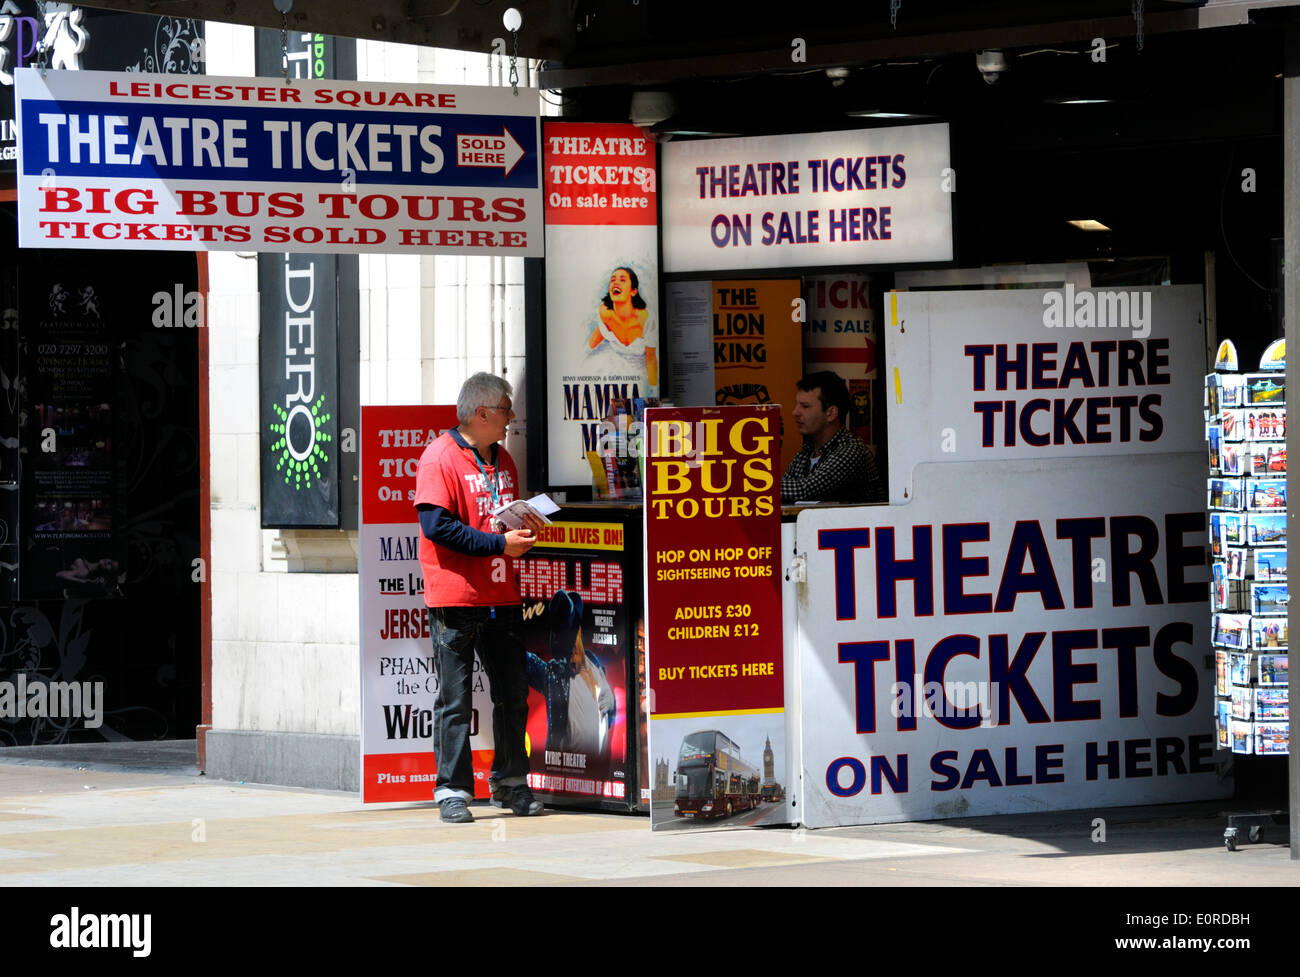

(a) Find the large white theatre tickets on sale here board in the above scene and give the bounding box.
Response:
[15,69,542,255]
[793,286,1226,827]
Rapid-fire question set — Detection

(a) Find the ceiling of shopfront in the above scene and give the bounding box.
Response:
[67,1,1208,67]
[64,0,1290,334]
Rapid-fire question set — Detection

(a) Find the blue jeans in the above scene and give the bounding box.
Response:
[430,604,529,803]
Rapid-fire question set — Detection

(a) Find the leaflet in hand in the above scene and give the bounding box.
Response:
[492,494,560,529]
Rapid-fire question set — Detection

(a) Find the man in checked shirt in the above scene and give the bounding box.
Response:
[780,371,885,505]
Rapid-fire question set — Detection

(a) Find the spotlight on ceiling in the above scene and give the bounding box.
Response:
[825,67,851,87]
[845,109,933,119]
[1067,219,1111,232]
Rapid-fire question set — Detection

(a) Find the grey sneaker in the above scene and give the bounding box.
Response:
[494,784,543,816]
[439,797,474,823]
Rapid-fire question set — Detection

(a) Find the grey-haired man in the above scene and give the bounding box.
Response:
[414,372,547,823]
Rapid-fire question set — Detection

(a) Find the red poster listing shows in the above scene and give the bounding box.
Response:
[361,405,459,524]
[544,121,656,226]
[361,404,489,804]
[644,406,783,716]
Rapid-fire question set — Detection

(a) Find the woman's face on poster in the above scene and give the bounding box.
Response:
[609,268,636,302]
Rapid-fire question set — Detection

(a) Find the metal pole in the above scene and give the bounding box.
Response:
[1284,23,1299,860]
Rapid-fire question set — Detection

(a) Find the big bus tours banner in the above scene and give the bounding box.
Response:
[15,68,542,255]
[543,121,658,487]
[644,405,786,830]
[517,522,636,809]
[360,404,499,803]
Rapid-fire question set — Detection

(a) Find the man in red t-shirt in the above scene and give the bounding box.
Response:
[414,372,546,823]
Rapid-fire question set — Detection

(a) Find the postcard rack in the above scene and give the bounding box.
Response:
[1206,345,1289,850]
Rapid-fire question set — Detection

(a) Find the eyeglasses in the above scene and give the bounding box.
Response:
[479,402,514,415]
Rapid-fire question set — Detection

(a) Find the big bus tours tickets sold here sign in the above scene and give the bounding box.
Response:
[16,69,542,255]
[643,405,787,830]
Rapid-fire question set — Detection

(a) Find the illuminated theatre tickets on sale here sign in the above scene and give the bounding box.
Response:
[15,68,542,255]
[662,123,952,273]
[644,405,787,831]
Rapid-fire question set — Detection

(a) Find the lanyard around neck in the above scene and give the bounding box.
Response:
[468,442,501,510]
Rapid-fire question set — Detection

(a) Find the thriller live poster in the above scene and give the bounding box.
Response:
[517,522,639,810]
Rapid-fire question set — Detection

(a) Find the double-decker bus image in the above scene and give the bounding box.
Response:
[761,780,785,803]
[674,729,762,819]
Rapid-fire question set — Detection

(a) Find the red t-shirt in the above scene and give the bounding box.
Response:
[413,430,521,607]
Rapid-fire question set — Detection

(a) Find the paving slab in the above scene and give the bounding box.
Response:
[0,755,1295,887]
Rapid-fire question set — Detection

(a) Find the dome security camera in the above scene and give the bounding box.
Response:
[825,67,851,88]
[629,91,676,127]
[975,49,1006,85]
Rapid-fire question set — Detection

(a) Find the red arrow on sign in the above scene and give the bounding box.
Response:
[456,128,525,177]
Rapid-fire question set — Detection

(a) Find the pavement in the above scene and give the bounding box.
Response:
[0,741,1297,887]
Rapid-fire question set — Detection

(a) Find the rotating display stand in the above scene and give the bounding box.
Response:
[1206,339,1289,850]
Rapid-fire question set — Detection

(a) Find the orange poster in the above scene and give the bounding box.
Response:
[712,279,803,472]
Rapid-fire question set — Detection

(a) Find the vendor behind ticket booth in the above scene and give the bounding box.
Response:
[780,371,884,504]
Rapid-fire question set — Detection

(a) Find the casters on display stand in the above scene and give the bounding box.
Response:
[1222,811,1286,851]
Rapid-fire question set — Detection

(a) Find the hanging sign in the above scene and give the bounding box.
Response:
[15,68,542,255]
[662,124,952,273]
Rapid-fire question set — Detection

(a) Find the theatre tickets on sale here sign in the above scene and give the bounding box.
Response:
[794,285,1222,828]
[662,123,952,273]
[15,68,542,255]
